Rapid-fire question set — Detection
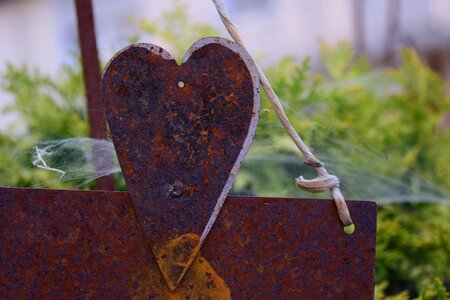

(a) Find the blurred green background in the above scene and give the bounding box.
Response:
[1,4,449,299]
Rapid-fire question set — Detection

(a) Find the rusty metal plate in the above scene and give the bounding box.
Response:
[101,37,260,288]
[0,188,377,299]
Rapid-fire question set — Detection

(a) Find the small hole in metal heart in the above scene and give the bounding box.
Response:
[178,81,185,88]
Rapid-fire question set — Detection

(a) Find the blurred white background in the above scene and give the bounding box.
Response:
[1,0,450,72]
[1,0,450,129]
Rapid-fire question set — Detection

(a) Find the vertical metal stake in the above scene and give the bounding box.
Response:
[353,0,366,57]
[75,0,114,190]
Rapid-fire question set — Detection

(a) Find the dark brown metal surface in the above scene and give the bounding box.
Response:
[1,30,377,298]
[101,37,260,287]
[75,0,114,190]
[0,187,377,299]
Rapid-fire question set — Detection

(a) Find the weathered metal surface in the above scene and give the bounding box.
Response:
[1,30,377,298]
[75,0,114,190]
[0,188,377,299]
[101,37,260,287]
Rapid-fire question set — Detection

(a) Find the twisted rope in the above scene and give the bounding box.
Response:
[211,0,353,227]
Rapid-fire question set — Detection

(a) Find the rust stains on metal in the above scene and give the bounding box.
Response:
[130,249,231,300]
[153,233,201,291]
[101,37,260,287]
[0,31,377,299]
[0,188,376,298]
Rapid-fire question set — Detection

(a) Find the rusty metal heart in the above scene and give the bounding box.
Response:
[101,37,259,289]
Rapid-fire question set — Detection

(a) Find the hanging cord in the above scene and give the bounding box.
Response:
[211,0,354,228]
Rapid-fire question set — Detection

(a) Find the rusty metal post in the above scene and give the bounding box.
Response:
[75,0,114,190]
[383,0,401,65]
[353,0,366,57]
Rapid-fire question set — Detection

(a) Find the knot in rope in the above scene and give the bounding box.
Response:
[295,174,340,193]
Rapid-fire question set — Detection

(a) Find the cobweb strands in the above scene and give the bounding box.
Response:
[32,138,121,186]
[30,138,450,206]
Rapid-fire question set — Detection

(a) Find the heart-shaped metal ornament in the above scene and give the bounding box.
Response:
[101,37,260,290]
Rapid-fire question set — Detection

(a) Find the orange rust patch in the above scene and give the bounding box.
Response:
[132,234,230,299]
[223,218,233,230]
[188,113,201,121]
[130,254,230,299]
[176,255,231,299]
[153,233,200,291]
[183,185,198,197]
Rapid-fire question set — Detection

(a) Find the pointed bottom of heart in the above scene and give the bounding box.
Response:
[130,233,230,299]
